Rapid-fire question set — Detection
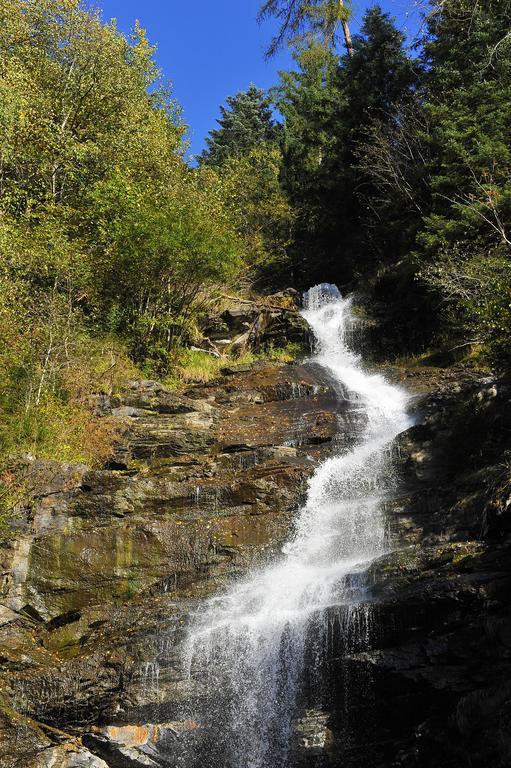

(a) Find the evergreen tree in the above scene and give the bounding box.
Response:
[275,6,415,285]
[199,85,277,166]
[259,0,354,57]
[418,0,511,364]
[359,0,511,364]
[275,47,344,281]
[420,0,511,256]
[344,6,416,141]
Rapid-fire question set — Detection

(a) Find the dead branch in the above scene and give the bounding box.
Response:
[218,293,299,313]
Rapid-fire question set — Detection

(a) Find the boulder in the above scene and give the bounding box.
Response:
[203,294,309,353]
[84,722,200,768]
[36,747,111,768]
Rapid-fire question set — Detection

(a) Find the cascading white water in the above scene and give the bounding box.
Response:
[183,285,410,768]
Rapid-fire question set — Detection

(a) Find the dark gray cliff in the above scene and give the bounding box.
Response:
[290,367,511,768]
[364,370,511,768]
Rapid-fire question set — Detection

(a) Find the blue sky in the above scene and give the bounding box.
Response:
[93,1,423,159]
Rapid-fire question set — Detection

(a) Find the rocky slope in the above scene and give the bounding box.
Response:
[0,300,348,767]
[290,365,511,768]
[364,369,511,768]
[1,297,510,768]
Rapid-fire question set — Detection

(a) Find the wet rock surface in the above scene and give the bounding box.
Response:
[0,359,345,766]
[292,368,511,768]
[2,352,510,768]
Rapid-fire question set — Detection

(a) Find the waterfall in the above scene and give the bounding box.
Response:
[183,285,411,768]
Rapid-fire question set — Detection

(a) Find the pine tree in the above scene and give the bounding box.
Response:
[417,0,511,364]
[359,0,511,364]
[258,0,354,57]
[276,6,415,284]
[199,85,277,166]
[420,0,511,256]
[344,6,416,139]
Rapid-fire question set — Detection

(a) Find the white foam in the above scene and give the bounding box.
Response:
[182,285,411,768]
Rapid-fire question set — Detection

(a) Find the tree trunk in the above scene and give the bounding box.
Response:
[341,18,354,56]
[339,1,354,57]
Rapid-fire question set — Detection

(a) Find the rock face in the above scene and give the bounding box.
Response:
[289,368,511,768]
[0,359,345,767]
[364,373,511,768]
[1,329,510,768]
[202,291,308,354]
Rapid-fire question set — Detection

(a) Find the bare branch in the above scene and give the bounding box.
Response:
[437,165,511,251]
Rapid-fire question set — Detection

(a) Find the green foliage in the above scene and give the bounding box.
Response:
[198,85,293,287]
[344,7,416,132]
[421,248,511,366]
[258,0,353,56]
[419,0,511,258]
[88,167,241,362]
[0,0,182,211]
[0,0,247,470]
[210,144,294,282]
[275,6,416,283]
[358,0,511,366]
[274,46,343,279]
[199,85,278,166]
[275,0,511,369]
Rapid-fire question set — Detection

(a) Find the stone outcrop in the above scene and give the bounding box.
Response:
[0,358,344,766]
[290,367,511,768]
[2,319,510,768]
[202,291,309,354]
[362,372,511,768]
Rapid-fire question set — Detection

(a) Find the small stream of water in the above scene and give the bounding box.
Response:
[183,284,411,767]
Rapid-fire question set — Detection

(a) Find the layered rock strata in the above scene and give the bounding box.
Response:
[0,360,345,767]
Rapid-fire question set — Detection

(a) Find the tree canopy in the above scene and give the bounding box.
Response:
[274,6,416,284]
[199,84,278,166]
[0,0,252,462]
[259,0,354,56]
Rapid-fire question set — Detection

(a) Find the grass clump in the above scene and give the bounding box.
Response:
[165,342,304,388]
[0,335,140,471]
[171,349,257,385]
[14,396,116,467]
[264,342,304,364]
